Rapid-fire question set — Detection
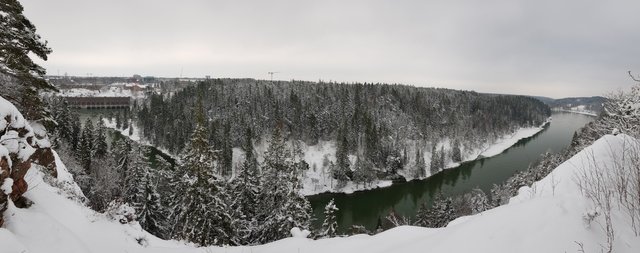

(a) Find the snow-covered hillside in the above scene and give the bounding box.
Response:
[3,117,638,252]
[106,117,550,196]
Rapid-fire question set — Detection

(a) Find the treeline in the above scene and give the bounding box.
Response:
[136,79,550,181]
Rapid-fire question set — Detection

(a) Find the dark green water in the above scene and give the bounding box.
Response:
[308,112,594,232]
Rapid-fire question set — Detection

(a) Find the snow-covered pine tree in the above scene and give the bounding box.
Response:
[451,139,462,162]
[125,145,149,200]
[333,132,351,188]
[414,146,426,178]
[430,143,440,175]
[169,98,234,246]
[111,137,131,184]
[439,146,446,170]
[468,188,491,214]
[231,127,261,241]
[255,124,311,244]
[78,118,94,172]
[115,112,122,130]
[320,199,339,238]
[414,194,456,228]
[46,97,75,148]
[137,173,166,236]
[0,0,55,121]
[123,145,165,232]
[93,117,108,158]
[353,155,376,187]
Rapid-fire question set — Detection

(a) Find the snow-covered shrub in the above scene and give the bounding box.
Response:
[415,195,455,228]
[105,199,136,224]
[382,209,411,230]
[319,199,339,238]
[290,227,311,238]
[582,209,600,228]
[573,133,640,253]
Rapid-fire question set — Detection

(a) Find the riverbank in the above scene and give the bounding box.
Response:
[552,108,599,117]
[102,118,180,162]
[100,116,552,197]
[305,118,552,196]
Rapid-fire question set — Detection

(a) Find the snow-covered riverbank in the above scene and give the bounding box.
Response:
[302,119,551,196]
[101,116,551,196]
[552,108,599,117]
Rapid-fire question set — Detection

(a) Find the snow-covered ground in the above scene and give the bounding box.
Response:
[55,84,148,98]
[553,107,599,117]
[2,131,638,253]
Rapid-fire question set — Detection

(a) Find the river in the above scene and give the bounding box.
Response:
[307,112,595,232]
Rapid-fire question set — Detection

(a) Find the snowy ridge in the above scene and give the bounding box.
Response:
[553,108,599,117]
[1,133,637,252]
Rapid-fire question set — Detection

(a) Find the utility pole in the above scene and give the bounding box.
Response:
[267,71,279,81]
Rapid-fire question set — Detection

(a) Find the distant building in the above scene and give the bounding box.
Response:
[64,96,130,109]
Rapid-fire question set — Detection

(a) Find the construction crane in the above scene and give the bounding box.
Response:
[267,71,279,81]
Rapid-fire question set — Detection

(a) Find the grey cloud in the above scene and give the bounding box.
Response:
[21,0,640,97]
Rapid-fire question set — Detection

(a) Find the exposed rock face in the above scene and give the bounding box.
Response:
[0,156,8,227]
[29,148,57,178]
[1,95,59,226]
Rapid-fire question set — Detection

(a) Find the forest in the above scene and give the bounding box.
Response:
[134,79,551,184]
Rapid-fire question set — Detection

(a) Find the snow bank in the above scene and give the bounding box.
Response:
[478,122,548,157]
[1,96,36,164]
[56,87,135,98]
[1,178,13,194]
[553,108,599,117]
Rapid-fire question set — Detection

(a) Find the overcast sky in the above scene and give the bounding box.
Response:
[21,0,640,98]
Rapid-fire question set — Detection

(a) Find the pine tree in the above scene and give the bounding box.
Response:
[93,117,108,158]
[353,155,376,187]
[221,121,232,177]
[78,118,95,172]
[115,112,122,129]
[415,194,456,228]
[0,0,55,121]
[235,127,260,218]
[110,137,131,198]
[439,146,446,170]
[430,143,440,175]
[320,199,339,238]
[169,98,233,246]
[333,133,351,188]
[126,146,169,239]
[136,174,167,238]
[414,146,426,178]
[256,124,311,244]
[468,188,491,214]
[451,139,462,162]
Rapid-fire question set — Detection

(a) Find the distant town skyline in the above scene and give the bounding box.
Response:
[22,0,640,98]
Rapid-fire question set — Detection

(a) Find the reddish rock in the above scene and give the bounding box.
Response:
[10,177,28,202]
[0,156,9,184]
[10,160,31,182]
[1,157,8,227]
[29,148,57,178]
